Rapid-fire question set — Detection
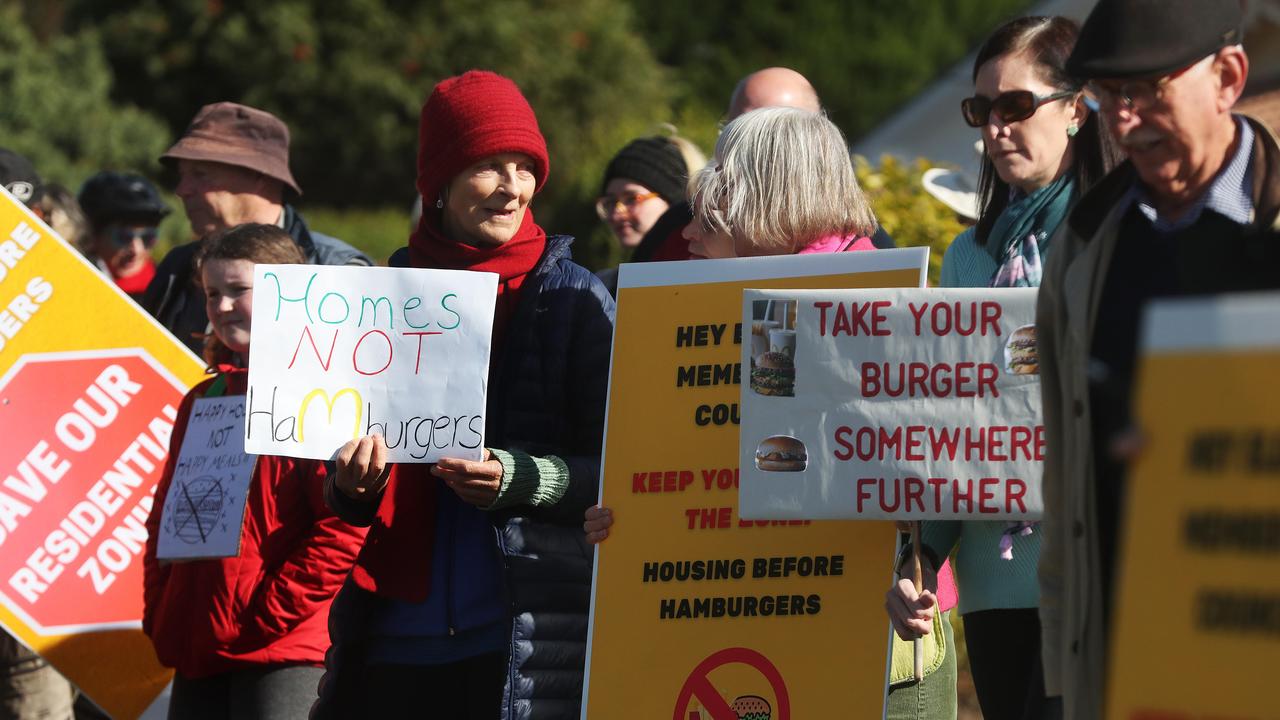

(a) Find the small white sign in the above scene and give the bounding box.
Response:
[739,287,1043,520]
[244,265,498,463]
[157,396,255,559]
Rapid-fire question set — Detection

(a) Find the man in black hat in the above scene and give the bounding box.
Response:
[1037,1,1280,717]
[143,102,372,355]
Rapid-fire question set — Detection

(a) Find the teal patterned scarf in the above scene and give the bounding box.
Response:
[987,172,1075,288]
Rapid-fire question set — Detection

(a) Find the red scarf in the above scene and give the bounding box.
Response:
[115,259,156,298]
[408,208,547,348]
[350,208,546,602]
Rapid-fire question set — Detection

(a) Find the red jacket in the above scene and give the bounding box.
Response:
[142,369,367,678]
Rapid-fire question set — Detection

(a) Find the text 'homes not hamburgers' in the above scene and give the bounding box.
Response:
[755,435,807,472]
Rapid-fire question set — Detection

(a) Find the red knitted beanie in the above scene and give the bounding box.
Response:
[416,70,550,207]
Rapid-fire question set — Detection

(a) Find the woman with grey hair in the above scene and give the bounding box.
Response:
[683,106,877,258]
[583,107,877,538]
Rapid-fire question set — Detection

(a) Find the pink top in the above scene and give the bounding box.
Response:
[797,233,876,254]
[935,560,958,611]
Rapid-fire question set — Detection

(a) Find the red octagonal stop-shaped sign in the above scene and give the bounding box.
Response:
[0,349,189,634]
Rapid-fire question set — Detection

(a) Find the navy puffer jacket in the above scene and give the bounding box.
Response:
[316,235,614,720]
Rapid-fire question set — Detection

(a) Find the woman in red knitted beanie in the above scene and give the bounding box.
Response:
[313,70,616,720]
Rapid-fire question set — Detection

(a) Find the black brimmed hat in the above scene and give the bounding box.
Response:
[1067,0,1244,80]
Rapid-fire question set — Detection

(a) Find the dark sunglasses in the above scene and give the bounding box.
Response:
[108,225,159,249]
[960,90,1076,128]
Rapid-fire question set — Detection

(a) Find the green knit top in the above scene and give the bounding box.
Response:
[921,520,1040,614]
[939,226,996,288]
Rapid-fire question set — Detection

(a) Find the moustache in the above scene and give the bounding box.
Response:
[1117,130,1163,148]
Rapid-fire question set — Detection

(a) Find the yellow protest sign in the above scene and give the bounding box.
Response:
[585,250,928,719]
[1107,293,1280,720]
[0,189,206,718]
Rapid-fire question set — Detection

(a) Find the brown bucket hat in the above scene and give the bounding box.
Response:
[161,102,302,195]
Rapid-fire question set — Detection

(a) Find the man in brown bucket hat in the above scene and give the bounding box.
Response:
[142,102,370,353]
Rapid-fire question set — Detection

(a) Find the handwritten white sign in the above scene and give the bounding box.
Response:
[738,287,1043,520]
[245,265,497,463]
[157,396,254,559]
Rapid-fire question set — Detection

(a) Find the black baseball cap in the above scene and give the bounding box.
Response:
[0,148,44,207]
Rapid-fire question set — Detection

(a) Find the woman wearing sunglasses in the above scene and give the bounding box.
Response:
[78,171,170,301]
[885,16,1117,720]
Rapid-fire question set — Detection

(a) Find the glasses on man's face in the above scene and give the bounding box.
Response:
[1084,54,1213,114]
[1084,76,1178,114]
[960,89,1077,128]
[108,225,159,249]
[595,191,660,220]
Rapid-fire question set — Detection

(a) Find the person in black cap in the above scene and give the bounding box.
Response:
[0,148,44,208]
[1037,1,1280,717]
[78,171,170,301]
[597,135,700,251]
[593,133,705,294]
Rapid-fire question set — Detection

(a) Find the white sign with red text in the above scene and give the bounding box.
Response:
[245,265,496,463]
[739,287,1042,520]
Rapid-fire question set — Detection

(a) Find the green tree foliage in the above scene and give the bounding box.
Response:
[855,155,965,287]
[0,3,169,190]
[67,0,674,267]
[302,205,411,265]
[625,0,1029,139]
[36,0,1030,270]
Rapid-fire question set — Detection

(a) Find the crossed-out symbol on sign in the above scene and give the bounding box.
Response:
[672,647,790,720]
[172,476,226,543]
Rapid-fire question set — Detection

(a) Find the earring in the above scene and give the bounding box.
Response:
[435,197,444,209]
[1066,124,1079,138]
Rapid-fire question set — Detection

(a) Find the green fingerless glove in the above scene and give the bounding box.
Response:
[485,448,570,511]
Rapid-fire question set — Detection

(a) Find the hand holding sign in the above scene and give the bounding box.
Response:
[884,555,939,641]
[431,450,503,507]
[583,505,613,544]
[335,435,504,507]
[334,435,391,501]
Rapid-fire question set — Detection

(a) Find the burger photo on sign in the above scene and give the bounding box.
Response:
[750,351,794,396]
[754,435,807,472]
[749,300,797,397]
[1004,324,1039,375]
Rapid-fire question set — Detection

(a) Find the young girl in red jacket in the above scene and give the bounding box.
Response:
[142,223,367,720]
